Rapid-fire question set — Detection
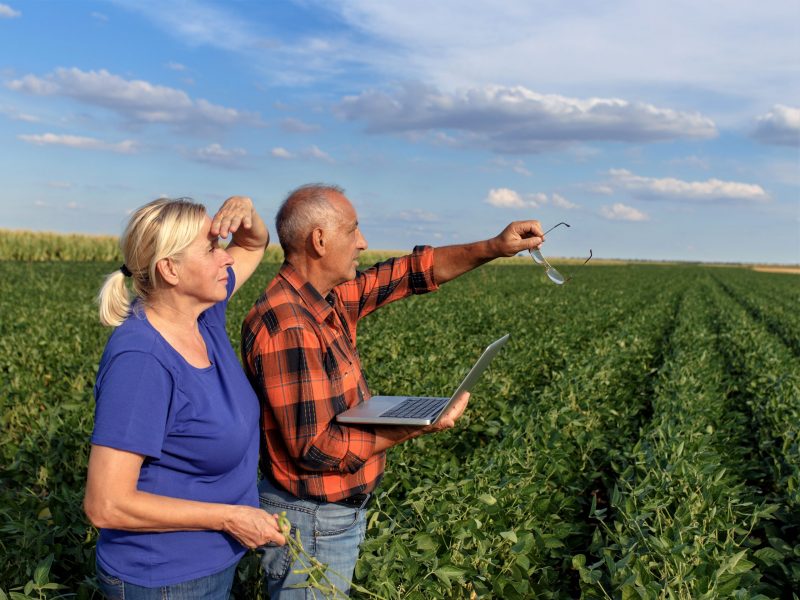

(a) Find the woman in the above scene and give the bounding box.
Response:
[84,196,284,598]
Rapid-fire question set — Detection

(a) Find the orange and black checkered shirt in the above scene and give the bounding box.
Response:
[241,246,439,503]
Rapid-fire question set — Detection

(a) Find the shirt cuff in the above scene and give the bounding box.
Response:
[409,245,439,294]
[340,425,378,473]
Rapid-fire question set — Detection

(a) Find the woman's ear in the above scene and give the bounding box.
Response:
[155,257,180,286]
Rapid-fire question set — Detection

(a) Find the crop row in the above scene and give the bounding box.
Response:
[708,278,800,515]
[710,271,800,358]
[353,266,687,598]
[579,278,784,598]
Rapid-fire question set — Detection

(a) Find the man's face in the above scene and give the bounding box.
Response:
[324,192,368,285]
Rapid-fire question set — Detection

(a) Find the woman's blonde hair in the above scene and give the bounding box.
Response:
[97,198,207,327]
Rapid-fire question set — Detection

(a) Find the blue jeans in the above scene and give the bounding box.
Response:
[96,562,237,600]
[258,478,367,599]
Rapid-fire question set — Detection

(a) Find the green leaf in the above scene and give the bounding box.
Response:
[541,534,564,549]
[478,493,497,506]
[754,547,783,566]
[719,550,755,576]
[433,566,465,586]
[499,530,517,543]
[716,574,742,595]
[33,554,53,586]
[414,533,437,551]
[515,554,530,571]
[621,584,639,600]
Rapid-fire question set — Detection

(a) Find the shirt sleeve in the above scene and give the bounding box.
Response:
[250,325,377,474]
[91,351,174,458]
[339,245,439,322]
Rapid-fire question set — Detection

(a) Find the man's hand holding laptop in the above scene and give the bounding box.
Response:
[369,391,472,451]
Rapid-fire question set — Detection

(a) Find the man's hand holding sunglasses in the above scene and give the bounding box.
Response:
[488,219,547,257]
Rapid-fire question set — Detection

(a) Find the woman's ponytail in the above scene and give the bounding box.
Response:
[97,268,132,327]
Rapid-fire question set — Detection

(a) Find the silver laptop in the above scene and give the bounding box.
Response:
[336,334,509,426]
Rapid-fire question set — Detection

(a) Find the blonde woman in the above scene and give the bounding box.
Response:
[84,196,284,599]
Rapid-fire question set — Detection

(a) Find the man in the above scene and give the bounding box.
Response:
[242,184,544,597]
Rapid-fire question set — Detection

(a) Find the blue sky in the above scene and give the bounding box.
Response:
[0,0,798,264]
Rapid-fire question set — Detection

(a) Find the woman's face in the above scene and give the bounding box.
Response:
[174,215,234,305]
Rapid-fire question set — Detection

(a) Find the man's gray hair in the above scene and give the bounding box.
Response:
[276,184,345,256]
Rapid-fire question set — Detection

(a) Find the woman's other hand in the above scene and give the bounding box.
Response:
[222,506,286,549]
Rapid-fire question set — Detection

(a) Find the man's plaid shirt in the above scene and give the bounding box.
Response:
[241,246,439,503]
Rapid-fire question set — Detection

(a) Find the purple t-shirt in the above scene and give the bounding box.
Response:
[91,268,260,587]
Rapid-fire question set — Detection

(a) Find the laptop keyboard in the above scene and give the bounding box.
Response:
[380,396,449,419]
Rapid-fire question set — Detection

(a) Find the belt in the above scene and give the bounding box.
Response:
[334,492,372,509]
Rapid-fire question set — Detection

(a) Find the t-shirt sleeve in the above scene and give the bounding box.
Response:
[91,351,174,458]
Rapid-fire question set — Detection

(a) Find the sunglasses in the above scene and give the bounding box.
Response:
[529,222,592,284]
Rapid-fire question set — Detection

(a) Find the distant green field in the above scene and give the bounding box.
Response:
[1,259,798,599]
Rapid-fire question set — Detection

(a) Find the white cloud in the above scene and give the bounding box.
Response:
[313,2,799,117]
[108,1,799,123]
[280,117,320,133]
[607,169,770,203]
[752,105,800,147]
[6,67,259,131]
[0,105,39,122]
[551,193,578,209]
[486,188,525,208]
[165,61,187,71]
[112,1,262,54]
[270,145,334,162]
[188,143,247,168]
[0,3,20,18]
[336,83,716,153]
[18,132,138,154]
[90,11,108,22]
[486,188,578,209]
[489,157,531,176]
[271,147,295,159]
[587,184,615,196]
[305,145,334,163]
[600,203,648,221]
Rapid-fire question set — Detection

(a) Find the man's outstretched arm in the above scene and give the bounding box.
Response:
[433,220,545,284]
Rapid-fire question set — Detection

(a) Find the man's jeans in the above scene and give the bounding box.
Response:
[258,478,367,599]
[96,562,237,599]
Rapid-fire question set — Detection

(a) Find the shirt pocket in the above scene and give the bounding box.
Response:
[324,344,362,409]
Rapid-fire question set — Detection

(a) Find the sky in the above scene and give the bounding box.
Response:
[0,1,798,264]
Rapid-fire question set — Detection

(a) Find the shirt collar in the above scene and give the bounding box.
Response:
[278,261,335,324]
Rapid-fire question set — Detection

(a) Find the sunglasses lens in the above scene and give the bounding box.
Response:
[546,268,566,285]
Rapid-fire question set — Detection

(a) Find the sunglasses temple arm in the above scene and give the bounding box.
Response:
[542,222,570,236]
[565,249,593,284]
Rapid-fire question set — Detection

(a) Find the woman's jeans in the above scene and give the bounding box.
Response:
[258,477,368,599]
[96,562,237,599]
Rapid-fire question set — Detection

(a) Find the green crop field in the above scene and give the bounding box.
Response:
[1,256,798,599]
